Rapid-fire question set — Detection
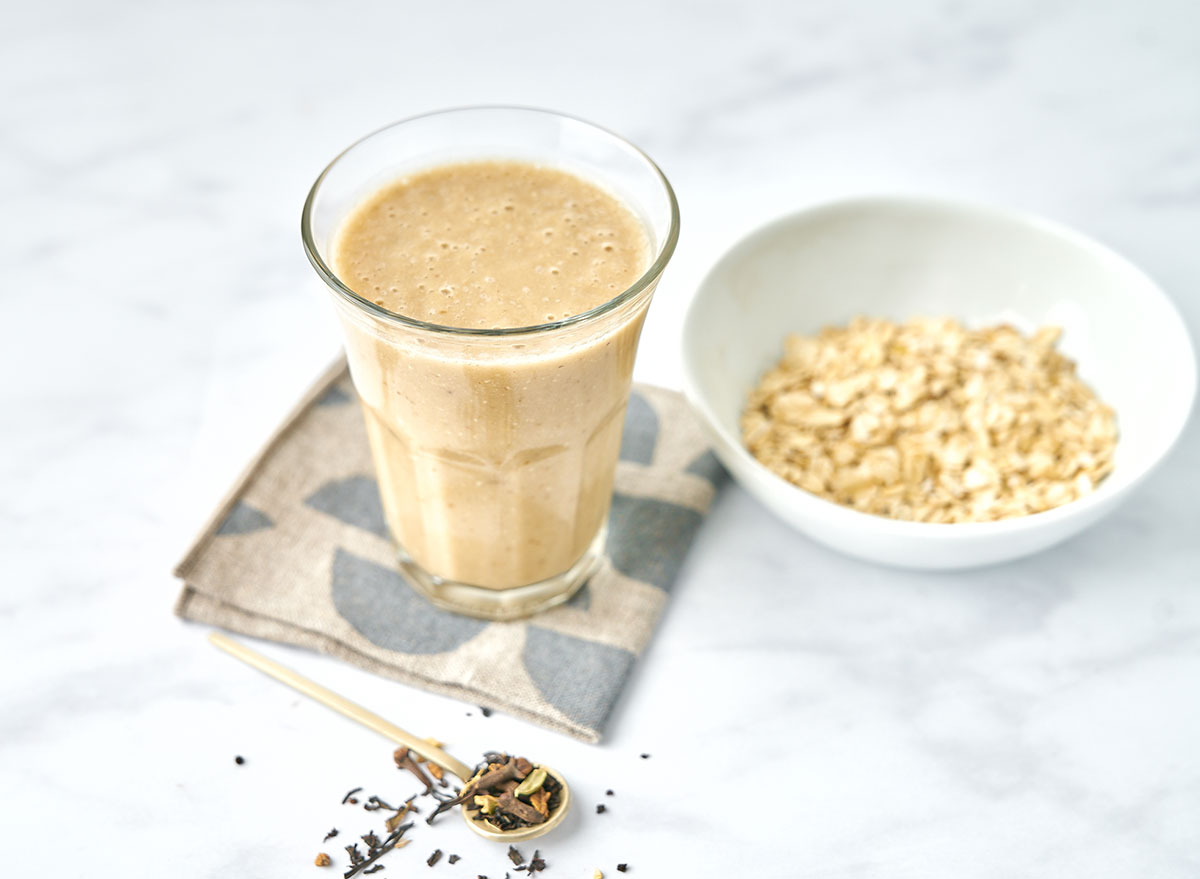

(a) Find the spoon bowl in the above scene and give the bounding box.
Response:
[461,763,571,842]
[208,632,571,841]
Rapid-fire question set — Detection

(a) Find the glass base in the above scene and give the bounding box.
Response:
[395,526,606,621]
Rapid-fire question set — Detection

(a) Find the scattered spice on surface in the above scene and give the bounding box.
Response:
[235,755,245,765]
[315,853,332,867]
[616,865,628,873]
[395,748,435,793]
[344,834,411,879]
[434,754,561,831]
[595,804,606,814]
[385,797,417,832]
[311,750,559,879]
[479,706,493,717]
[521,851,546,873]
[427,762,447,786]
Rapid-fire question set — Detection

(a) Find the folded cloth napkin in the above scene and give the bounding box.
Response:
[175,358,725,742]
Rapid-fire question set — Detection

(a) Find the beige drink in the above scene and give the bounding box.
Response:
[332,161,649,589]
[303,108,678,619]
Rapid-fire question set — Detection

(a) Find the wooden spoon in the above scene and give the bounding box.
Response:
[209,632,570,841]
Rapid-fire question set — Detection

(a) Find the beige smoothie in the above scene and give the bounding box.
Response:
[330,160,651,590]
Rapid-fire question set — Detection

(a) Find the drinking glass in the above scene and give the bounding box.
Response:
[302,107,679,619]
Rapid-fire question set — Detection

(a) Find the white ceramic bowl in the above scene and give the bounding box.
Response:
[682,197,1196,569]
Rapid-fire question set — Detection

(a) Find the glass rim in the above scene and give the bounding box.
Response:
[300,104,681,337]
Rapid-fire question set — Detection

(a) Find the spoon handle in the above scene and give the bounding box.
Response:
[209,632,474,782]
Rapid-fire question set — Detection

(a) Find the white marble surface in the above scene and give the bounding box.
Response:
[3,0,1199,875]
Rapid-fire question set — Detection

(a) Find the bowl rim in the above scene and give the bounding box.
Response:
[681,195,1198,538]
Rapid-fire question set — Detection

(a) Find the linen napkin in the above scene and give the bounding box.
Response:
[175,358,725,742]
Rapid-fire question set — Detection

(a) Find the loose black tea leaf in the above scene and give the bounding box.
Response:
[363,866,385,874]
[234,755,245,765]
[346,844,365,865]
[343,787,364,805]
[344,829,410,879]
[449,855,461,864]
[428,849,443,867]
[616,865,628,873]
[479,706,493,717]
[595,804,606,814]
[324,828,340,842]
[639,754,650,759]
[522,851,546,873]
[508,846,524,866]
[383,822,413,849]
[606,789,614,796]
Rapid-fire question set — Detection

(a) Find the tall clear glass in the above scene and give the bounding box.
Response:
[302,107,679,620]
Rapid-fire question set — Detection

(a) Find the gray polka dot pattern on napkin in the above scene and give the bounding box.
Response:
[607,493,704,591]
[331,548,488,653]
[523,626,636,730]
[215,500,274,535]
[564,580,592,611]
[315,384,352,406]
[305,475,390,538]
[619,391,659,465]
[685,449,726,485]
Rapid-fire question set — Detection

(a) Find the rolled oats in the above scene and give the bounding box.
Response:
[741,316,1118,522]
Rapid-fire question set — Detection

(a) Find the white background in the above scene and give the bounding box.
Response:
[3,0,1198,876]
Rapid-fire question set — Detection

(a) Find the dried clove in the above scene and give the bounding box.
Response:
[394,748,434,793]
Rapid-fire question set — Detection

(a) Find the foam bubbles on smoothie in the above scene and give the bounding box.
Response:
[332,160,648,328]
